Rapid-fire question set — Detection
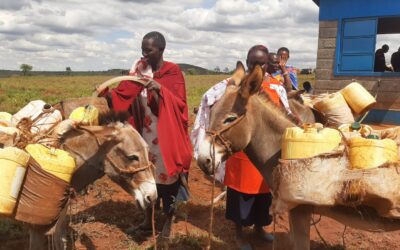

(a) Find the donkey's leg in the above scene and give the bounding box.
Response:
[54,214,69,250]
[29,226,48,250]
[289,205,312,250]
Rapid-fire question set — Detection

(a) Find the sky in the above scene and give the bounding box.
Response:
[0,0,320,71]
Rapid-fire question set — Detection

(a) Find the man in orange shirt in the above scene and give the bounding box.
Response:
[224,45,274,250]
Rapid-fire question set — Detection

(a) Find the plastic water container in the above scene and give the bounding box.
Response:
[0,147,30,215]
[69,105,99,125]
[282,123,342,159]
[341,82,376,115]
[0,126,20,136]
[338,123,373,139]
[314,92,354,126]
[0,112,12,127]
[349,137,398,169]
[25,144,76,183]
[0,127,21,147]
[12,100,62,134]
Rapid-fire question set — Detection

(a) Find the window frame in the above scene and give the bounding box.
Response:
[334,16,400,77]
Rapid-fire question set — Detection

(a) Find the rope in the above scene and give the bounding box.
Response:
[311,214,328,248]
[206,136,217,250]
[78,126,154,175]
[206,114,245,157]
[152,203,157,250]
[272,214,276,250]
[204,114,246,249]
[342,225,347,249]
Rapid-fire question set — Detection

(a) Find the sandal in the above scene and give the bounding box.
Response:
[239,243,253,250]
[126,223,153,233]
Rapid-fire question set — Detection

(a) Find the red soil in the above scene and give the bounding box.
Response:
[2,124,400,249]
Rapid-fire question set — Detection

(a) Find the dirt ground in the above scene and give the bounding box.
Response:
[1,124,400,249]
[2,160,400,250]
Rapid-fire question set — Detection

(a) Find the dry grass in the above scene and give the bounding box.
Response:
[0,74,315,114]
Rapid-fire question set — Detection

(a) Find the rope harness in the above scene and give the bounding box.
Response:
[77,126,154,176]
[204,114,245,249]
[205,114,246,157]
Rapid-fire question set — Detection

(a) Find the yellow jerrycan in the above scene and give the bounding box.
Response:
[0,112,12,127]
[349,136,398,169]
[282,123,342,159]
[25,144,76,183]
[69,105,99,125]
[0,147,30,215]
[341,82,376,115]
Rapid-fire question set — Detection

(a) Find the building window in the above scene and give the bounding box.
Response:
[336,16,400,76]
[376,17,400,73]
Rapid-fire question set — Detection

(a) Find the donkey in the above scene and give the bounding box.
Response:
[19,117,157,250]
[197,63,400,250]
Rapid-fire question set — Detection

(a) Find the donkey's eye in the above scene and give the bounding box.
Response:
[223,115,237,124]
[127,155,139,161]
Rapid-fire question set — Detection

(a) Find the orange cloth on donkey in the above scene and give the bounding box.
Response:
[224,79,283,194]
[224,151,269,194]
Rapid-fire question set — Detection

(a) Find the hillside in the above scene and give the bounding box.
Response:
[0,64,215,77]
[178,63,215,75]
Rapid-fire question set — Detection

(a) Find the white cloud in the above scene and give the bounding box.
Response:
[0,0,320,71]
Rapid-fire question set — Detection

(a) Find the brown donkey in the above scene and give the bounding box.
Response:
[197,63,400,250]
[22,118,157,250]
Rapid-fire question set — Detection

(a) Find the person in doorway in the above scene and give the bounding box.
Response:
[374,44,393,72]
[98,31,192,238]
[302,81,313,94]
[391,47,400,72]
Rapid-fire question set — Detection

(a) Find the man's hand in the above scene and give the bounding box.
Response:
[279,53,288,72]
[145,79,162,92]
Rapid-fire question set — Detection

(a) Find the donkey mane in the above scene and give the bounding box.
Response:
[257,91,284,114]
[253,91,296,129]
[98,110,130,125]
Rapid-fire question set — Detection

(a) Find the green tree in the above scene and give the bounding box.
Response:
[20,64,33,76]
[223,67,229,74]
[66,66,72,75]
[214,66,220,73]
[187,68,197,75]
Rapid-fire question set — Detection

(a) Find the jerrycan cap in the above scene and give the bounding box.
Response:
[351,122,361,131]
[366,134,379,139]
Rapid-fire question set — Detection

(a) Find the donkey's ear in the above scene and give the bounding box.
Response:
[228,61,245,86]
[101,128,122,142]
[239,65,263,98]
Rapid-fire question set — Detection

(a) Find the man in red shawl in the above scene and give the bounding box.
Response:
[98,31,192,237]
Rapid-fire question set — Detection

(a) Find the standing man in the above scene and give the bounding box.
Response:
[277,47,298,90]
[374,44,393,72]
[98,31,192,237]
[193,45,274,250]
[391,47,400,72]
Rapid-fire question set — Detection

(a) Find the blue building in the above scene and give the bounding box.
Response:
[313,0,400,124]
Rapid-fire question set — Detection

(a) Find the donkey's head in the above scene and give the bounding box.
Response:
[197,62,264,175]
[57,119,157,210]
[103,123,157,210]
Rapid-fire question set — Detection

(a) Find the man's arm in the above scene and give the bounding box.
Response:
[279,54,293,92]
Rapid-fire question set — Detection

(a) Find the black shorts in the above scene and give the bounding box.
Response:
[225,187,272,227]
[156,180,181,214]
